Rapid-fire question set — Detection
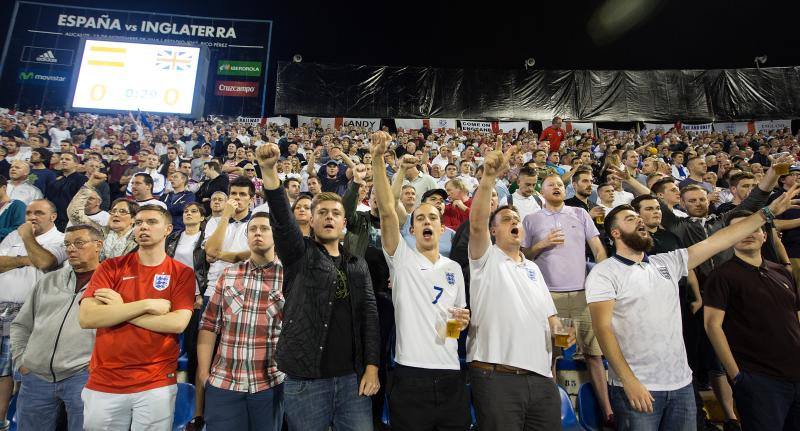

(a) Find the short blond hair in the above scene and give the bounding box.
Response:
[445,178,469,194]
[311,192,343,213]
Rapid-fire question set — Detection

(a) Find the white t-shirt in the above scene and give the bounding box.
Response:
[0,227,67,303]
[585,249,693,391]
[175,231,201,295]
[612,190,634,207]
[510,191,542,221]
[48,128,71,151]
[468,245,557,376]
[202,215,250,296]
[384,240,465,370]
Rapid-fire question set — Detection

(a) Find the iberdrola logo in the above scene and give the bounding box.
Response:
[219,64,231,72]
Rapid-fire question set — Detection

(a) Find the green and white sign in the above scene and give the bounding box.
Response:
[217,60,262,77]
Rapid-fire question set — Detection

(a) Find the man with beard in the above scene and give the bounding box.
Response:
[617,156,792,430]
[585,187,799,431]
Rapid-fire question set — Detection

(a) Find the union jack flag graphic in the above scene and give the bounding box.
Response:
[155,49,193,71]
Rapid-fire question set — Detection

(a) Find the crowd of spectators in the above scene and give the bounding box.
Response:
[0,109,797,431]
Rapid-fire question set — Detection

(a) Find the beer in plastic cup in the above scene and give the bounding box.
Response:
[446,319,460,338]
[554,317,573,348]
[594,212,605,225]
[773,152,791,175]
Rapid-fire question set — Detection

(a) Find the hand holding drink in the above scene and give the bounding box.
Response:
[771,152,793,176]
[589,206,606,225]
[446,307,470,338]
[553,317,576,348]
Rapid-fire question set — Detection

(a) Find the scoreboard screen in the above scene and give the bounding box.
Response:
[69,39,204,115]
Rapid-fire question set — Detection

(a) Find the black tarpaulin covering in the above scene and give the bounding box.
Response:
[274,62,800,121]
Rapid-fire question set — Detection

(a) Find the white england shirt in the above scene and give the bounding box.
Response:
[585,249,693,391]
[384,240,465,370]
[468,245,557,376]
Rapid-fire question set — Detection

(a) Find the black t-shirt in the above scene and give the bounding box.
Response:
[704,256,800,381]
[320,254,355,377]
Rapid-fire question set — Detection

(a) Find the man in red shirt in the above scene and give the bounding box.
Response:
[540,116,565,153]
[78,204,195,431]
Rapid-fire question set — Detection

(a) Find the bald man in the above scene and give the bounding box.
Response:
[7,161,43,206]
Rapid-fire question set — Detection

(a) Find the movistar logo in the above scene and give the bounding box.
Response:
[19,72,34,80]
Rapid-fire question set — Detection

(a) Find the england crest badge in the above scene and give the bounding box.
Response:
[656,266,672,280]
[446,272,456,286]
[527,268,537,281]
[153,274,171,291]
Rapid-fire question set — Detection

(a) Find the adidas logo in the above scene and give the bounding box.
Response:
[35,50,57,63]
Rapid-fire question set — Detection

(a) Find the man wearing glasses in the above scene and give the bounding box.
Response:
[10,225,103,430]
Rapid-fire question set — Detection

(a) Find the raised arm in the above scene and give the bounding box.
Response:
[67,186,102,230]
[688,185,800,270]
[257,144,305,264]
[371,132,401,255]
[470,137,508,260]
[343,165,367,222]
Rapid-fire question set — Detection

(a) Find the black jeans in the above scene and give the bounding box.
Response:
[732,371,800,431]
[387,365,471,431]
[469,367,560,431]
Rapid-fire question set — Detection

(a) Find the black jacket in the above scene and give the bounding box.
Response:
[165,229,208,296]
[264,186,379,380]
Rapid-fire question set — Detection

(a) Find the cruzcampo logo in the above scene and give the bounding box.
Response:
[217,60,262,77]
[19,71,34,80]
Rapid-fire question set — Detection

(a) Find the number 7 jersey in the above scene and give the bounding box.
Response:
[384,240,466,370]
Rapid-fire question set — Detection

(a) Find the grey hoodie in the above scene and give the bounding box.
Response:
[10,266,95,382]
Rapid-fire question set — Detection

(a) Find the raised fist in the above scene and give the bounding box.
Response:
[256,143,281,169]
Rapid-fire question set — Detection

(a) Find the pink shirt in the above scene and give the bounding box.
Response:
[521,205,599,292]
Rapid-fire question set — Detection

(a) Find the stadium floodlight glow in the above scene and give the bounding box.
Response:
[293,54,303,63]
[524,58,535,70]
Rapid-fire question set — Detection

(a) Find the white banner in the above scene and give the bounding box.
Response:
[498,121,529,133]
[566,122,594,133]
[643,122,674,132]
[266,117,291,126]
[681,123,713,133]
[235,116,262,126]
[430,118,457,131]
[338,118,381,131]
[395,119,424,130]
[755,119,792,134]
[297,116,335,129]
[714,122,752,134]
[460,120,494,132]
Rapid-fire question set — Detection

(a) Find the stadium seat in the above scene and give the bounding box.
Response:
[577,382,602,431]
[559,385,583,431]
[172,383,196,431]
[177,352,189,371]
[7,394,16,431]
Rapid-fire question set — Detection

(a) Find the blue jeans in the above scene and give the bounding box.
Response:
[609,383,696,431]
[204,383,283,431]
[283,373,372,431]
[17,369,88,431]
